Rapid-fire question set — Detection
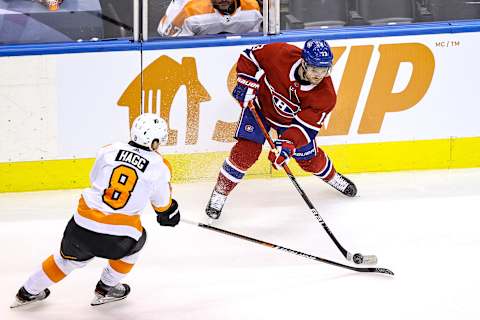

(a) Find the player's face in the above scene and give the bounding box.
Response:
[212,0,234,11]
[302,62,331,85]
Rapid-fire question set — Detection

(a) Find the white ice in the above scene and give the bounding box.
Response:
[1,168,480,320]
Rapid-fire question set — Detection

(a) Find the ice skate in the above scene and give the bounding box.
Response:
[205,190,227,219]
[10,287,50,308]
[91,280,131,306]
[326,172,357,197]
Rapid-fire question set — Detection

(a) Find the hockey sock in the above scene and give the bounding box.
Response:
[23,253,89,295]
[215,158,246,195]
[297,148,336,182]
[214,139,261,195]
[100,251,140,287]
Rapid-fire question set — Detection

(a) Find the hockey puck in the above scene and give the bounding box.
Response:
[353,253,364,264]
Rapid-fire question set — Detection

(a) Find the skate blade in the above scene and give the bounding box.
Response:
[90,295,127,306]
[10,299,37,309]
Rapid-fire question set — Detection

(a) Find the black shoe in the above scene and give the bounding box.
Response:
[10,287,50,308]
[326,173,357,197]
[91,280,131,306]
[205,190,227,219]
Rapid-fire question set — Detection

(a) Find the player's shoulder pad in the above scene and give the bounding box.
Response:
[161,157,173,175]
[152,151,172,181]
[96,142,117,158]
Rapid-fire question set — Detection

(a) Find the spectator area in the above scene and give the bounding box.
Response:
[1,0,480,45]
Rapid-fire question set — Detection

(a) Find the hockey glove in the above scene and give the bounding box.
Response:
[156,199,180,227]
[232,74,259,108]
[268,139,295,170]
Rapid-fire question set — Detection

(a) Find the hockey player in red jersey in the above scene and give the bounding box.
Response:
[11,113,181,308]
[206,39,357,219]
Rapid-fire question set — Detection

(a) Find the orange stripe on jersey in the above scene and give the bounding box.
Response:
[109,259,134,274]
[77,197,143,232]
[152,197,172,213]
[240,0,260,11]
[42,255,66,283]
[163,157,173,175]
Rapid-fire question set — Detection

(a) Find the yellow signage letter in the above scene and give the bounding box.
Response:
[358,43,435,134]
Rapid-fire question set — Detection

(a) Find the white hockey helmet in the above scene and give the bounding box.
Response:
[130,113,168,150]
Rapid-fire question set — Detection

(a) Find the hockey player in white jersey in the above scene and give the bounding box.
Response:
[11,113,181,308]
[157,0,262,37]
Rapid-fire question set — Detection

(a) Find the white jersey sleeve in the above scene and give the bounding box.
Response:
[150,157,173,211]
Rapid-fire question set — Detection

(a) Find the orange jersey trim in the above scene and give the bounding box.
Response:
[152,197,172,213]
[109,259,134,274]
[240,0,260,11]
[77,196,143,232]
[163,157,173,175]
[42,255,66,283]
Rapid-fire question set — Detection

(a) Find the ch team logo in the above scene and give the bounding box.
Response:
[245,124,254,133]
[271,92,300,118]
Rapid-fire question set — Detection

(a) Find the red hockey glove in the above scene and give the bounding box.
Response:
[232,73,259,108]
[268,139,295,170]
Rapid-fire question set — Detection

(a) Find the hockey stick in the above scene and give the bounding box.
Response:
[182,219,393,275]
[248,101,377,265]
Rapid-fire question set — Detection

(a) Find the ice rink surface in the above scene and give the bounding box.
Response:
[1,168,480,320]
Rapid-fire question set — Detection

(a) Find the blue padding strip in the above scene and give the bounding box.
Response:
[222,160,245,180]
[0,39,140,57]
[315,157,332,179]
[142,20,480,51]
[1,20,480,57]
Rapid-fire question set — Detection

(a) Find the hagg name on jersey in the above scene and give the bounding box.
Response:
[115,150,150,172]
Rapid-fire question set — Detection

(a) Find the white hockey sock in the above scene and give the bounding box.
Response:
[100,251,140,287]
[23,253,90,294]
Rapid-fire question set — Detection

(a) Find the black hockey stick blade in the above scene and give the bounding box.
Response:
[183,219,394,276]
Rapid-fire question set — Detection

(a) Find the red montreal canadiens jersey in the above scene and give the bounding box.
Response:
[237,42,337,147]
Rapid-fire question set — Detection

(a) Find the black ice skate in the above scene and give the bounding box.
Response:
[326,172,357,197]
[10,287,50,308]
[205,190,227,219]
[91,280,131,306]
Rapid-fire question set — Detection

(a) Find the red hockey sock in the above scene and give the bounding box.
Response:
[214,139,262,195]
[296,148,336,181]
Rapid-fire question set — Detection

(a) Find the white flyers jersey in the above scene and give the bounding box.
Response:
[74,142,172,240]
[157,0,262,37]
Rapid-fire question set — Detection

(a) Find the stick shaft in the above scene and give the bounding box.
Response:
[247,102,350,260]
[182,219,393,275]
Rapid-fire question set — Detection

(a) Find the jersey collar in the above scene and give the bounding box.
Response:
[128,141,151,151]
[289,59,318,92]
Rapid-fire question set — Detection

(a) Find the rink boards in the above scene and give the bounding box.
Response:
[1,30,480,192]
